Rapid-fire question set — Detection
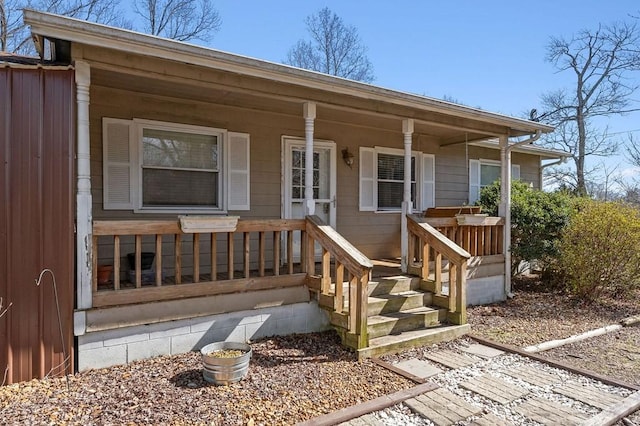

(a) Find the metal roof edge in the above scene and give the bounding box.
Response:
[23,9,554,135]
[469,139,569,159]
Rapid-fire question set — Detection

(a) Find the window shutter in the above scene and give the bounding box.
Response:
[103,118,135,210]
[511,164,521,181]
[469,159,481,204]
[420,154,435,210]
[227,132,250,211]
[359,147,376,211]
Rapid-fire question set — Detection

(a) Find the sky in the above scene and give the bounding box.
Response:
[142,1,640,188]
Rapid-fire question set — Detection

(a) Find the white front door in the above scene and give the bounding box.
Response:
[282,137,337,260]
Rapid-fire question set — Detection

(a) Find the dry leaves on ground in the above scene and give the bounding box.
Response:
[468,275,640,386]
[0,332,413,425]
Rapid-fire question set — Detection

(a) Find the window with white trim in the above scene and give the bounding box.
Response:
[469,159,520,204]
[102,118,250,213]
[359,147,435,212]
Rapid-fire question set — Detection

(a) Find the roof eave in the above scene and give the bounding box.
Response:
[469,139,569,159]
[23,9,554,136]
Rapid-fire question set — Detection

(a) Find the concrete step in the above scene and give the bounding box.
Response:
[367,306,446,339]
[368,275,421,296]
[367,290,433,316]
[358,324,471,359]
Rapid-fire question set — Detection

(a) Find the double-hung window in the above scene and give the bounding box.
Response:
[376,153,416,210]
[102,118,250,213]
[359,146,435,212]
[469,159,520,204]
[141,126,221,209]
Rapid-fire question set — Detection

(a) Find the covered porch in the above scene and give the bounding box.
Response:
[23,10,557,370]
[88,212,505,360]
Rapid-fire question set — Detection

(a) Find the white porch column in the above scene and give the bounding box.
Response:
[75,60,93,310]
[303,102,316,216]
[401,119,414,272]
[498,135,512,297]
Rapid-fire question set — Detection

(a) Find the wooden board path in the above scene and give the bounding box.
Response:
[460,375,529,404]
[515,397,589,425]
[555,382,624,409]
[502,364,563,388]
[424,349,477,369]
[404,387,482,426]
[469,412,515,426]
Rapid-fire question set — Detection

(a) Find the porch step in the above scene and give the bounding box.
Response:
[367,306,447,339]
[368,275,421,296]
[368,290,433,316]
[358,324,471,359]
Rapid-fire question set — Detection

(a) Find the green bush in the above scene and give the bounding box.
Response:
[558,200,640,301]
[476,180,576,275]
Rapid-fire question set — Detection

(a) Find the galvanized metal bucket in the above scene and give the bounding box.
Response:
[201,342,252,385]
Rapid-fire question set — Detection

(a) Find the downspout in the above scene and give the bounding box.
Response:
[539,157,568,190]
[500,130,541,297]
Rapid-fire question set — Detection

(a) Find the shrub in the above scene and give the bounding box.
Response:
[558,200,640,301]
[477,180,576,275]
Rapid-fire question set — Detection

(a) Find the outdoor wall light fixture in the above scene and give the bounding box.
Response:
[342,148,355,168]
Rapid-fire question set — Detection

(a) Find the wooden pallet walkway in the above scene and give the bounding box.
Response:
[339,413,385,426]
[424,349,477,369]
[469,412,515,426]
[555,381,624,409]
[460,375,529,404]
[404,387,482,426]
[502,364,562,387]
[514,396,589,425]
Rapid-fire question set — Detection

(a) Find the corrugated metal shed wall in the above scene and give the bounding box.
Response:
[0,66,75,385]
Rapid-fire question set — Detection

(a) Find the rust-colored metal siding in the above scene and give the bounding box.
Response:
[0,66,75,385]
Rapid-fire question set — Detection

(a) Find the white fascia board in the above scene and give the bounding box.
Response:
[470,139,569,159]
[23,9,554,135]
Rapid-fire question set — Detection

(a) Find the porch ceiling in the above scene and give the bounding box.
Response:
[91,67,495,143]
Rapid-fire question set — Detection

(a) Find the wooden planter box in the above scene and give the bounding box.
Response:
[455,214,501,226]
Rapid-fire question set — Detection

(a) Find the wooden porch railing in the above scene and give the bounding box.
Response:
[92,216,373,349]
[407,215,471,324]
[305,215,373,350]
[92,218,307,308]
[422,217,504,256]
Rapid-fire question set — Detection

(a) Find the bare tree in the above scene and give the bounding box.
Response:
[1,0,127,54]
[285,7,374,83]
[534,22,640,195]
[133,0,221,42]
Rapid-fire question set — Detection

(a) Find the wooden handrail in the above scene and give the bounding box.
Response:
[305,215,373,277]
[93,218,306,236]
[305,215,372,349]
[91,218,308,307]
[407,214,470,325]
[407,216,471,263]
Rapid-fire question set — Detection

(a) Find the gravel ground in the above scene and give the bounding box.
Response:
[1,276,638,425]
[379,337,637,425]
[0,332,413,425]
